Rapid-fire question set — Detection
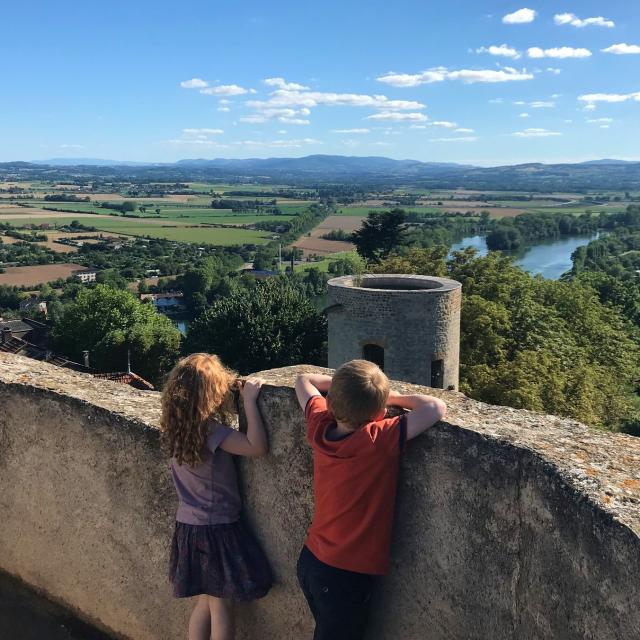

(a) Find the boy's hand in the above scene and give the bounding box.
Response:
[239,377,264,403]
[294,373,331,411]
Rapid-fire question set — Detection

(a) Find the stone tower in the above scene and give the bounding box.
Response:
[326,274,462,390]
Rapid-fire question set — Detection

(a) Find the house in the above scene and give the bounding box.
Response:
[19,295,48,317]
[0,318,49,343]
[74,270,97,283]
[140,292,186,314]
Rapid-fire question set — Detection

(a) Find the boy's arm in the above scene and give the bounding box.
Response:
[294,373,332,411]
[387,391,447,441]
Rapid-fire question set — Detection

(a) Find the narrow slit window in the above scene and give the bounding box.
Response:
[431,359,444,389]
[362,344,384,371]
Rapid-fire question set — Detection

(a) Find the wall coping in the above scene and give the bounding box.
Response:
[1,352,638,536]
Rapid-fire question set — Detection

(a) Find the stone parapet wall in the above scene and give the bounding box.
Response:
[0,353,638,639]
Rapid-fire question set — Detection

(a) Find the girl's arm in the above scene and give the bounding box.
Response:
[387,391,447,441]
[219,378,269,457]
[294,373,332,410]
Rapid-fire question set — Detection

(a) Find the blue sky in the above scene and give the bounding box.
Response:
[1,0,638,165]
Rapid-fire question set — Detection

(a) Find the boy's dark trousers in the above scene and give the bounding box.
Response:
[296,545,375,640]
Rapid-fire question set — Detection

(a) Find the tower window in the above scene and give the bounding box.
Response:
[431,359,444,389]
[362,344,384,371]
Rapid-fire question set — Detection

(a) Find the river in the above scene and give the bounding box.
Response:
[449,233,600,280]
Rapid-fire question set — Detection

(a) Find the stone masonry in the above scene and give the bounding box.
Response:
[0,353,638,639]
[327,274,462,389]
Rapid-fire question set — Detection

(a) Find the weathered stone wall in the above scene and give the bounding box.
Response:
[327,274,461,390]
[0,353,638,640]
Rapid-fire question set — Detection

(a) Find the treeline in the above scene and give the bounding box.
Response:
[224,189,315,199]
[44,194,91,202]
[211,198,280,213]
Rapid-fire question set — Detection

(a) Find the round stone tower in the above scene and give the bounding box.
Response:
[326,274,462,390]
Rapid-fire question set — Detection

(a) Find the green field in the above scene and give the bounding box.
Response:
[293,251,361,273]
[1,216,273,246]
[32,201,299,225]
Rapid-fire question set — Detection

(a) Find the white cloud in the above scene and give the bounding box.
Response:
[579,92,640,104]
[280,118,311,125]
[182,128,224,135]
[332,128,370,133]
[264,77,310,90]
[455,128,475,133]
[234,138,320,148]
[518,113,530,118]
[431,136,479,142]
[587,118,613,123]
[240,107,311,125]
[554,13,614,28]
[180,78,208,89]
[60,144,83,149]
[513,128,562,137]
[409,124,428,129]
[239,115,268,124]
[600,125,610,129]
[168,138,229,147]
[602,43,640,55]
[530,101,555,108]
[277,130,287,134]
[527,47,591,59]
[248,89,424,110]
[378,66,533,87]
[502,8,536,24]
[583,104,597,111]
[217,107,230,112]
[547,67,562,74]
[366,111,428,122]
[476,44,521,59]
[200,84,249,96]
[489,98,504,104]
[430,120,458,128]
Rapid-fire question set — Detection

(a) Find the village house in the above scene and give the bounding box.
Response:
[140,291,186,314]
[74,270,97,283]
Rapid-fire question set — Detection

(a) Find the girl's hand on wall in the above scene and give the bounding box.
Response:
[240,377,265,404]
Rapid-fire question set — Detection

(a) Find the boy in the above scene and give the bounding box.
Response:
[294,360,447,640]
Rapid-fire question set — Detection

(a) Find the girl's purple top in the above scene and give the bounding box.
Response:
[170,422,241,525]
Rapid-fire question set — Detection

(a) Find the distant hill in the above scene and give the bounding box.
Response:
[35,158,153,167]
[6,154,640,190]
[579,159,638,166]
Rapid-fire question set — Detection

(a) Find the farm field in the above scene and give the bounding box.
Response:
[290,215,363,256]
[293,251,360,273]
[0,263,87,287]
[22,202,297,226]
[0,214,274,246]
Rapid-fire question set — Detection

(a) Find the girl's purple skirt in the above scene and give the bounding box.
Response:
[169,520,273,601]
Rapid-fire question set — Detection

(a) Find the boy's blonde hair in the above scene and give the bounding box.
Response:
[160,353,237,466]
[328,359,389,430]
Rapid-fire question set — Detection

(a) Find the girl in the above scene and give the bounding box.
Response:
[161,353,272,640]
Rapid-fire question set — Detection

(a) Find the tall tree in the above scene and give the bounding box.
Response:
[352,209,407,262]
[52,285,181,385]
[184,278,326,374]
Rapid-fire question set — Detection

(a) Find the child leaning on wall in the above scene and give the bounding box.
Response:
[160,353,272,640]
[295,360,447,640]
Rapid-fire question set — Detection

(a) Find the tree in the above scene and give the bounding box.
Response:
[119,200,137,213]
[184,278,326,374]
[352,209,407,262]
[52,285,181,386]
[372,248,639,430]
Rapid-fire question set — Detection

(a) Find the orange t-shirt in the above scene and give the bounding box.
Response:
[304,395,406,575]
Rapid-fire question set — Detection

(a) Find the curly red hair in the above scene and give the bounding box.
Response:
[160,353,237,466]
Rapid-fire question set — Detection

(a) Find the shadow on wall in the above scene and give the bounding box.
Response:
[0,353,638,640]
